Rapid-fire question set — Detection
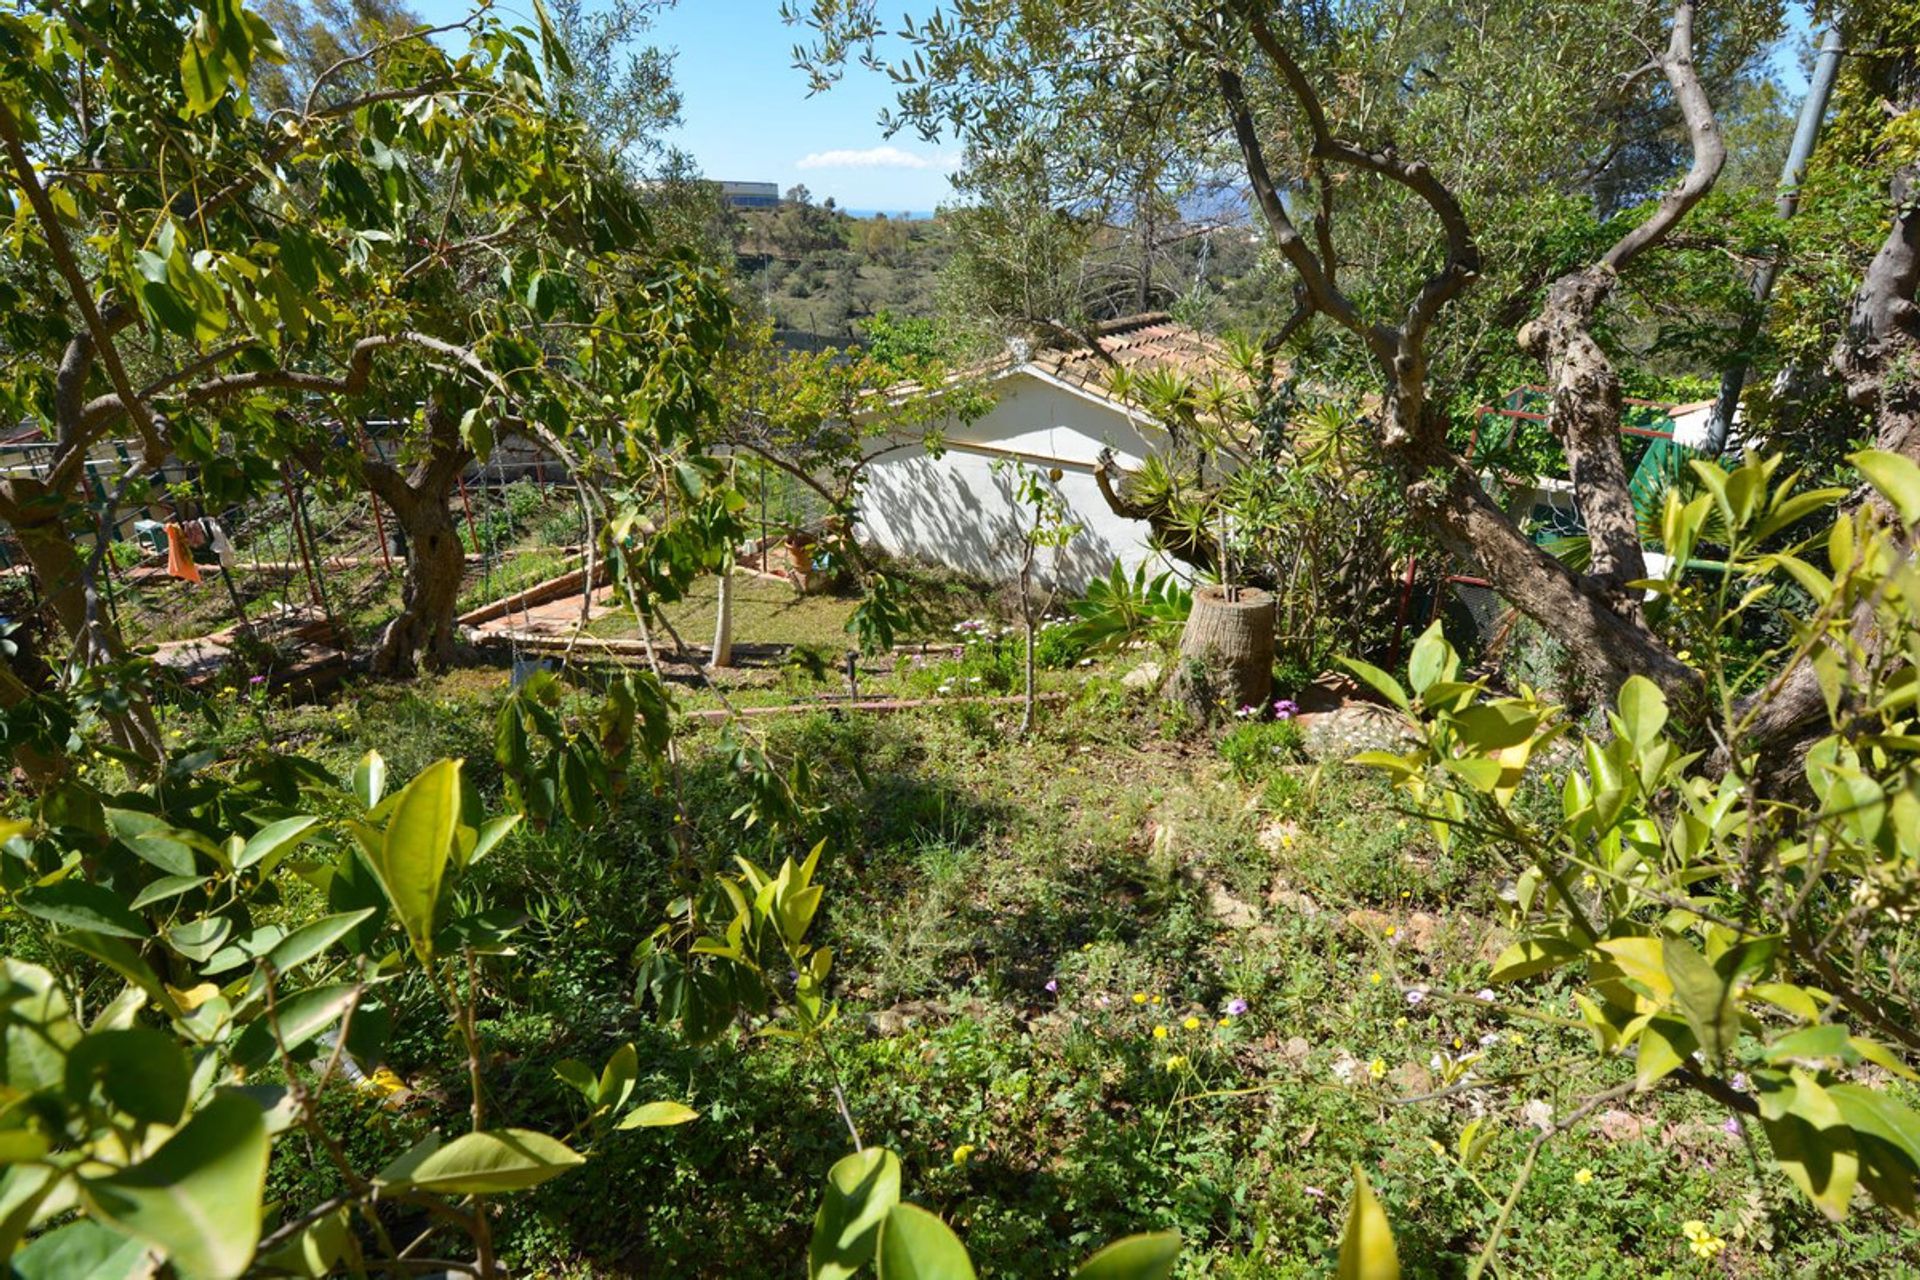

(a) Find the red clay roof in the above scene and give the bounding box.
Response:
[869,313,1245,424]
[1024,313,1237,403]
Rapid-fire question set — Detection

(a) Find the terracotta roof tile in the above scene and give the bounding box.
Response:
[1025,313,1239,403]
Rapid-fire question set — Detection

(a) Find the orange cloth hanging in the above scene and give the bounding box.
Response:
[164,523,202,584]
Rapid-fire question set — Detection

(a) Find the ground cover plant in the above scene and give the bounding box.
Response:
[4,0,1920,1275]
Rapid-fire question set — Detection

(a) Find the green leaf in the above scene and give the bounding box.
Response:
[1613,676,1667,749]
[368,759,461,961]
[1073,1231,1181,1279]
[179,21,233,118]
[467,813,520,867]
[231,984,356,1070]
[18,880,147,940]
[1634,1018,1696,1090]
[1346,750,1416,776]
[1440,756,1502,792]
[66,1029,189,1124]
[810,1147,902,1280]
[12,1220,151,1280]
[1762,1072,1859,1221]
[531,0,577,76]
[1451,703,1539,752]
[1751,487,1847,542]
[1764,1024,1852,1066]
[56,930,178,1016]
[1406,622,1448,696]
[616,1100,698,1129]
[1489,935,1584,983]
[1336,1164,1400,1279]
[106,809,199,877]
[554,1058,598,1101]
[352,752,387,811]
[875,1203,976,1279]
[130,875,211,911]
[597,1041,638,1112]
[236,816,319,872]
[263,909,376,974]
[1852,449,1920,525]
[1829,1084,1920,1166]
[1663,935,1737,1063]
[81,1092,269,1279]
[255,1203,351,1279]
[1848,1035,1920,1082]
[1339,657,1409,712]
[376,1128,584,1195]
[1748,982,1824,1022]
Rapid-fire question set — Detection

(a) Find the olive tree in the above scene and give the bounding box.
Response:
[786,0,1915,731]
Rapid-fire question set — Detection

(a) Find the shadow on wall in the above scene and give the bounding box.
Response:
[857,451,1131,589]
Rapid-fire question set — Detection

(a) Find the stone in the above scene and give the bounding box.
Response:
[1121,660,1163,691]
[1268,886,1322,918]
[1402,911,1441,953]
[1207,883,1260,930]
[1594,1108,1649,1142]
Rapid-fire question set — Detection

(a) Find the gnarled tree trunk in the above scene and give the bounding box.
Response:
[372,479,465,676]
[358,399,473,678]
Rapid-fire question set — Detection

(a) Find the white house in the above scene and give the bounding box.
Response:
[856,314,1230,589]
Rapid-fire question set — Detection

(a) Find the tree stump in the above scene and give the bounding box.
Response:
[1172,585,1274,720]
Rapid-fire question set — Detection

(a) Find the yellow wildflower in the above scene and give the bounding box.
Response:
[1152,1025,1169,1040]
[1368,971,1383,986]
[1681,1220,1724,1259]
[952,1144,976,1166]
[1368,1057,1387,1081]
[1150,994,1163,1005]
[1132,992,1148,1005]
[1183,1016,1201,1031]
[1163,1054,1188,1072]
[1574,1168,1593,1186]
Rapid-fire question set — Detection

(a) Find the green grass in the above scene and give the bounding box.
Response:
[153,666,1919,1278]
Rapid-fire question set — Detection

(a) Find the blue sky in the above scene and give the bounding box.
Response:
[411,1,1816,215]
[413,0,956,213]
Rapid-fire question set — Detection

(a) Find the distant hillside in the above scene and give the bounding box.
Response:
[719,188,1278,350]
[723,193,951,346]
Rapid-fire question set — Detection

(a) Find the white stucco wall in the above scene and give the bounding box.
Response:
[855,370,1184,589]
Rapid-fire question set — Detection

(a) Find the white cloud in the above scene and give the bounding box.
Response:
[796,145,946,171]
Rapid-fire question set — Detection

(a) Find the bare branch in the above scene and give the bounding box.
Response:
[1246,16,1479,340]
[1600,1,1725,273]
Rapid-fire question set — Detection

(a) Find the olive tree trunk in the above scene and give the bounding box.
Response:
[371,479,465,676]
[355,401,473,678]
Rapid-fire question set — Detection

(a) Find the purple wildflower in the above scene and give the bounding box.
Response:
[1723,1115,1743,1137]
[1304,1185,1326,1199]
[1225,997,1249,1017]
[1272,699,1298,720]
[1044,979,1058,994]
[1405,987,1428,1007]
[249,675,267,685]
